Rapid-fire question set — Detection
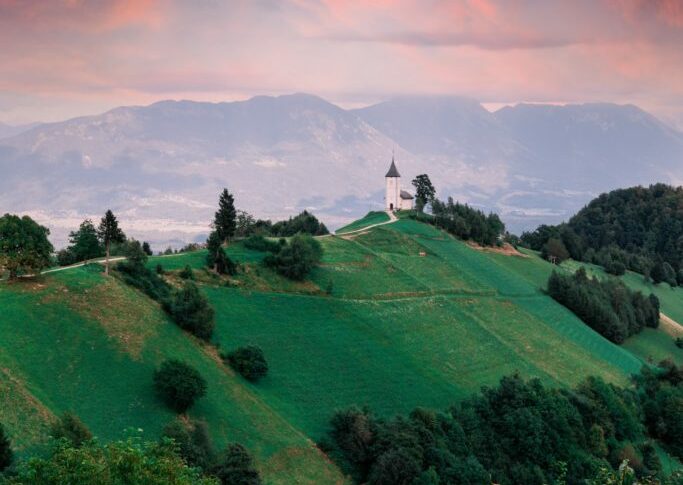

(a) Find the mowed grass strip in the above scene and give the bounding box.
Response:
[335,211,390,234]
[0,269,345,484]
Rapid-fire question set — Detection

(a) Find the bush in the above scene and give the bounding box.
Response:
[179,265,194,280]
[50,412,92,448]
[270,210,328,237]
[0,422,12,472]
[542,238,570,263]
[211,443,262,485]
[424,197,505,246]
[116,257,171,303]
[243,235,282,253]
[676,337,683,349]
[162,417,214,469]
[223,346,268,382]
[605,260,626,276]
[153,359,207,413]
[156,264,164,275]
[164,282,215,341]
[263,234,322,280]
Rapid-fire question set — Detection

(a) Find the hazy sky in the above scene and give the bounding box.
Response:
[2,0,683,127]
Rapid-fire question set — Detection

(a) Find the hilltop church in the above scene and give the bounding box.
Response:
[385,157,414,211]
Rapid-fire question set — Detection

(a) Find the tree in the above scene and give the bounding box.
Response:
[50,412,93,448]
[162,418,214,469]
[222,346,268,382]
[153,359,207,413]
[411,174,436,212]
[263,234,322,280]
[164,282,215,340]
[66,219,103,263]
[214,189,236,245]
[206,230,236,275]
[0,214,54,279]
[542,238,570,264]
[211,443,262,485]
[97,210,125,276]
[0,422,12,472]
[142,241,153,256]
[270,211,328,236]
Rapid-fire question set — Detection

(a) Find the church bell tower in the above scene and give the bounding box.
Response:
[385,155,400,211]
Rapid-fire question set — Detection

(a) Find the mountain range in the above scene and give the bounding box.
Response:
[1,93,682,249]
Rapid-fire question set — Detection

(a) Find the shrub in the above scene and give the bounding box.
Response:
[605,260,626,276]
[116,257,171,302]
[50,412,92,448]
[211,443,262,485]
[676,337,683,349]
[153,359,207,413]
[179,265,194,280]
[156,264,164,275]
[164,282,215,340]
[542,238,570,263]
[162,417,214,469]
[0,422,12,472]
[270,210,328,237]
[263,234,322,280]
[243,235,282,253]
[223,346,268,382]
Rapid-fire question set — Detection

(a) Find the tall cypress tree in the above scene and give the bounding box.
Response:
[213,189,236,244]
[97,210,126,276]
[0,423,12,472]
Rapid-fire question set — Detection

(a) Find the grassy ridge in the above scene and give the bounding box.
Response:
[335,211,389,234]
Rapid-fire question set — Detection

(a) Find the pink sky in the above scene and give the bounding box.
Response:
[1,0,683,127]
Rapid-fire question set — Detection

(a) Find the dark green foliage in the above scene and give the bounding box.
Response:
[0,423,12,472]
[179,265,194,280]
[211,443,262,485]
[206,231,236,275]
[326,372,681,485]
[263,234,322,280]
[50,412,93,448]
[153,359,207,413]
[116,254,171,303]
[142,241,153,256]
[547,269,659,343]
[4,436,216,484]
[542,238,570,263]
[58,219,104,266]
[675,337,683,349]
[162,417,214,469]
[325,279,334,295]
[411,174,436,212]
[223,346,268,382]
[418,197,505,246]
[524,185,683,282]
[235,210,272,238]
[605,260,627,276]
[270,210,329,237]
[164,282,215,340]
[0,213,54,278]
[243,235,282,253]
[97,210,126,276]
[156,264,164,275]
[214,188,237,243]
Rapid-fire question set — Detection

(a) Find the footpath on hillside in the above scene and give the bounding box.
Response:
[335,210,397,236]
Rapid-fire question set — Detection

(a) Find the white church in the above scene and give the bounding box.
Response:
[384,156,414,211]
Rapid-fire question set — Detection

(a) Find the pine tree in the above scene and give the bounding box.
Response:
[97,210,126,276]
[213,189,236,245]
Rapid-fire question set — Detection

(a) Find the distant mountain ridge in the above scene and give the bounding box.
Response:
[1,93,682,249]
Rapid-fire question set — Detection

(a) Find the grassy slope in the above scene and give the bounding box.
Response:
[4,216,678,481]
[487,248,683,365]
[0,266,344,484]
[158,219,643,441]
[335,211,389,234]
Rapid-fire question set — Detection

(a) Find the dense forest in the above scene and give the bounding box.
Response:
[411,197,505,247]
[547,268,660,344]
[323,365,683,485]
[521,185,683,284]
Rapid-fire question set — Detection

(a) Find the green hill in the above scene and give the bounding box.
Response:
[3,216,680,481]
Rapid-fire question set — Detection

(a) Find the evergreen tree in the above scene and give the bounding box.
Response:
[411,174,436,212]
[142,241,153,256]
[97,210,125,276]
[67,219,103,263]
[0,422,12,472]
[0,214,54,279]
[214,189,236,244]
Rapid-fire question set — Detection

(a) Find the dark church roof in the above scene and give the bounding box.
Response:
[400,190,413,199]
[385,158,400,177]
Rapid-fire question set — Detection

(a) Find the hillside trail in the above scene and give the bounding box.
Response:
[334,210,398,236]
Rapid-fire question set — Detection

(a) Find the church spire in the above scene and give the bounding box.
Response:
[385,154,400,178]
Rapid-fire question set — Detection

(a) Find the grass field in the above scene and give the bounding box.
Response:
[3,215,681,481]
[335,211,389,234]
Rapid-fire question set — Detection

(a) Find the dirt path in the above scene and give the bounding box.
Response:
[335,210,398,237]
[660,313,683,337]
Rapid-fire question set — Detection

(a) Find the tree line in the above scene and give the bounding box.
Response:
[521,184,683,285]
[322,364,683,485]
[547,268,660,344]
